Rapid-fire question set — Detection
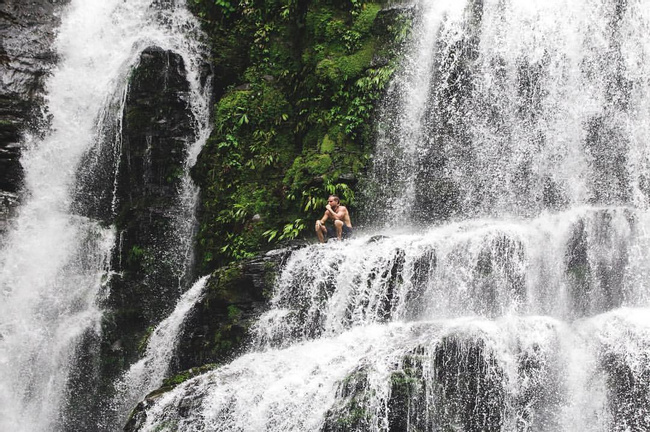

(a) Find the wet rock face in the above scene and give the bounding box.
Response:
[0,0,67,231]
[100,45,194,380]
[173,248,293,373]
[432,335,505,431]
[107,45,194,330]
[602,349,650,431]
[322,367,375,432]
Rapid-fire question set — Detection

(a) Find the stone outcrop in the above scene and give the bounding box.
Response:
[172,247,294,373]
[0,0,67,233]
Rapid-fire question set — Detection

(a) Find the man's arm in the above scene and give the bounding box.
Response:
[319,211,329,223]
[316,211,329,229]
[325,205,345,220]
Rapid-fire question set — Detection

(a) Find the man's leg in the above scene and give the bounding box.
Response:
[334,220,343,240]
[315,221,326,243]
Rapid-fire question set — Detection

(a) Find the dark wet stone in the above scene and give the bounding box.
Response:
[432,333,505,431]
[367,234,388,243]
[565,210,629,318]
[172,252,288,373]
[602,347,650,431]
[322,366,375,432]
[387,346,429,432]
[0,0,67,229]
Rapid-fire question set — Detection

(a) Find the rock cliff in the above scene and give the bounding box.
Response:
[0,0,67,233]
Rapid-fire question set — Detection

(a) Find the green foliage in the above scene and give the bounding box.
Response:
[214,0,235,15]
[263,218,306,242]
[191,0,411,271]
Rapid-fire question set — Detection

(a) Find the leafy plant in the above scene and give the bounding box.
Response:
[263,218,306,242]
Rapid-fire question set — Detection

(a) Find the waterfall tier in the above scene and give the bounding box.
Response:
[128,207,650,432]
[129,0,650,430]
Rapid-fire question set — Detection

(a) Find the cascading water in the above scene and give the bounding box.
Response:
[0,0,211,431]
[134,210,650,431]
[126,0,650,431]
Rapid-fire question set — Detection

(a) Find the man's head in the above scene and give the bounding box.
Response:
[328,195,340,208]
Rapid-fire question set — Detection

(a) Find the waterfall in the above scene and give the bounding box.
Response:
[133,208,650,431]
[369,0,650,223]
[0,0,210,430]
[130,0,650,431]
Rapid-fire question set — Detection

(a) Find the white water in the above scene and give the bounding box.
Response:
[0,0,210,430]
[253,207,650,347]
[371,0,650,221]
[134,0,650,430]
[113,276,208,424]
[370,0,467,221]
[136,208,650,431]
[137,310,650,431]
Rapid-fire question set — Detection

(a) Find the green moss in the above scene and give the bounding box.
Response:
[137,325,155,355]
[152,422,177,432]
[306,153,332,175]
[321,134,336,153]
[353,4,381,34]
[227,305,242,320]
[161,364,218,388]
[342,41,375,75]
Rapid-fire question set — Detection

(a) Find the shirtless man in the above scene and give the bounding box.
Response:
[315,195,353,243]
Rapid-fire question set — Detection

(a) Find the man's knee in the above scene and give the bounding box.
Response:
[334,220,343,228]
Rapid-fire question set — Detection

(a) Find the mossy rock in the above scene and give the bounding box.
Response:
[322,366,374,432]
[320,134,336,153]
[173,251,290,372]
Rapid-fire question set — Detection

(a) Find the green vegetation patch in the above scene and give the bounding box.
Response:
[190,0,413,271]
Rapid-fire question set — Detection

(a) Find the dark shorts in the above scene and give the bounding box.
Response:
[326,224,353,240]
